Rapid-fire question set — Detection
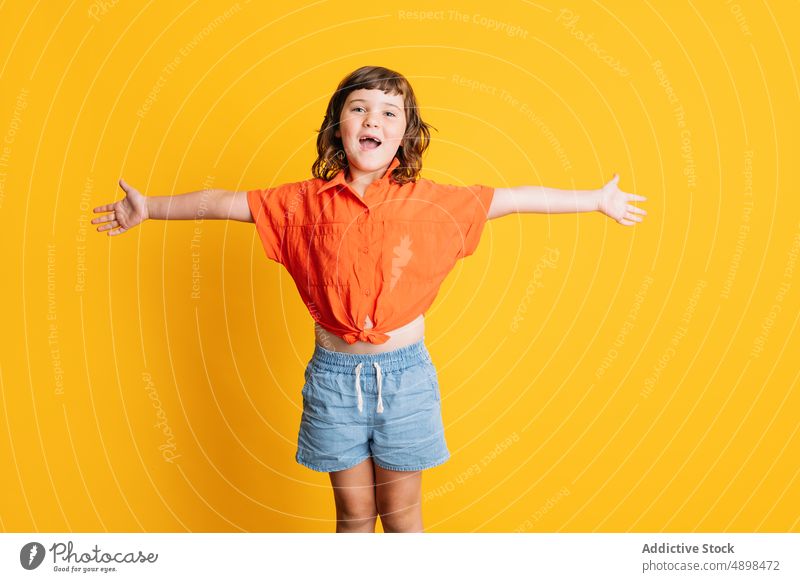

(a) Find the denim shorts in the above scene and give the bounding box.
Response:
[296,338,450,473]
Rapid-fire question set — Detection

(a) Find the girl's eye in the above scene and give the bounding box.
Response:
[350,107,397,117]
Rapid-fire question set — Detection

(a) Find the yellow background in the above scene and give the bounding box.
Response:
[1,0,798,533]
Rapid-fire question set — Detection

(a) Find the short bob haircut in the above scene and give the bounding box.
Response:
[312,65,436,184]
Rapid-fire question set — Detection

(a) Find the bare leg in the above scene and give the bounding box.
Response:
[329,458,378,533]
[374,464,423,533]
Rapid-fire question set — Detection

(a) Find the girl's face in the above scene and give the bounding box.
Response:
[335,88,407,173]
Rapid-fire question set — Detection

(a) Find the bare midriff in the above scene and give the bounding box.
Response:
[314,314,425,354]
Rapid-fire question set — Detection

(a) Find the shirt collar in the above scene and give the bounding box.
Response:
[318,156,401,195]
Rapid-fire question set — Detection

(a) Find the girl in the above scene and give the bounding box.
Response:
[92,65,647,533]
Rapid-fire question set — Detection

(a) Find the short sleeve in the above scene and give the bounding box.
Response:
[247,187,284,264]
[451,184,495,259]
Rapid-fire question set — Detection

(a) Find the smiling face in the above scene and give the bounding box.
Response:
[335,88,407,175]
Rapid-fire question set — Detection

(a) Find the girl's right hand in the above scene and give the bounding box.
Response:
[91,179,149,236]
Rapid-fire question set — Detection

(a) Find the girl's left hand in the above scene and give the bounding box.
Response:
[597,174,648,226]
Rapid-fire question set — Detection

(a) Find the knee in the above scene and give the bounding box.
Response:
[336,502,378,533]
[377,502,423,533]
[337,511,377,533]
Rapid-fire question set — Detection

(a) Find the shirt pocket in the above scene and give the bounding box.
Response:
[284,223,350,287]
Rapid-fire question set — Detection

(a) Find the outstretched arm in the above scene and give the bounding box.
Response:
[488,174,647,226]
[92,179,253,236]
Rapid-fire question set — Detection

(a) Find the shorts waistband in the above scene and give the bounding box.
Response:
[310,338,431,374]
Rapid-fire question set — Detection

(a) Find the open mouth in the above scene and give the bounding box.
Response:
[358,136,382,151]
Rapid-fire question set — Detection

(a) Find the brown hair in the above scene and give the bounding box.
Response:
[312,66,436,184]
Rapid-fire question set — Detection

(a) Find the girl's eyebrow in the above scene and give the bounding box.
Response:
[348,98,402,110]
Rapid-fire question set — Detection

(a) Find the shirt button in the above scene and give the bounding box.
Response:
[363,288,370,295]
[362,246,369,254]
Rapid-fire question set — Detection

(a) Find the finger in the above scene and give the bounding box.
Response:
[98,220,119,231]
[628,193,647,201]
[620,218,634,226]
[93,203,115,213]
[119,178,132,193]
[626,204,647,215]
[91,213,116,224]
[625,213,643,222]
[608,173,620,186]
[108,226,126,236]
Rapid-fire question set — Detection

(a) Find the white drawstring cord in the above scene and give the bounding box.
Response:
[354,361,384,414]
[374,362,384,414]
[354,362,364,414]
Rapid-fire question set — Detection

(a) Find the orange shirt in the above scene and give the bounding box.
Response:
[247,156,494,344]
